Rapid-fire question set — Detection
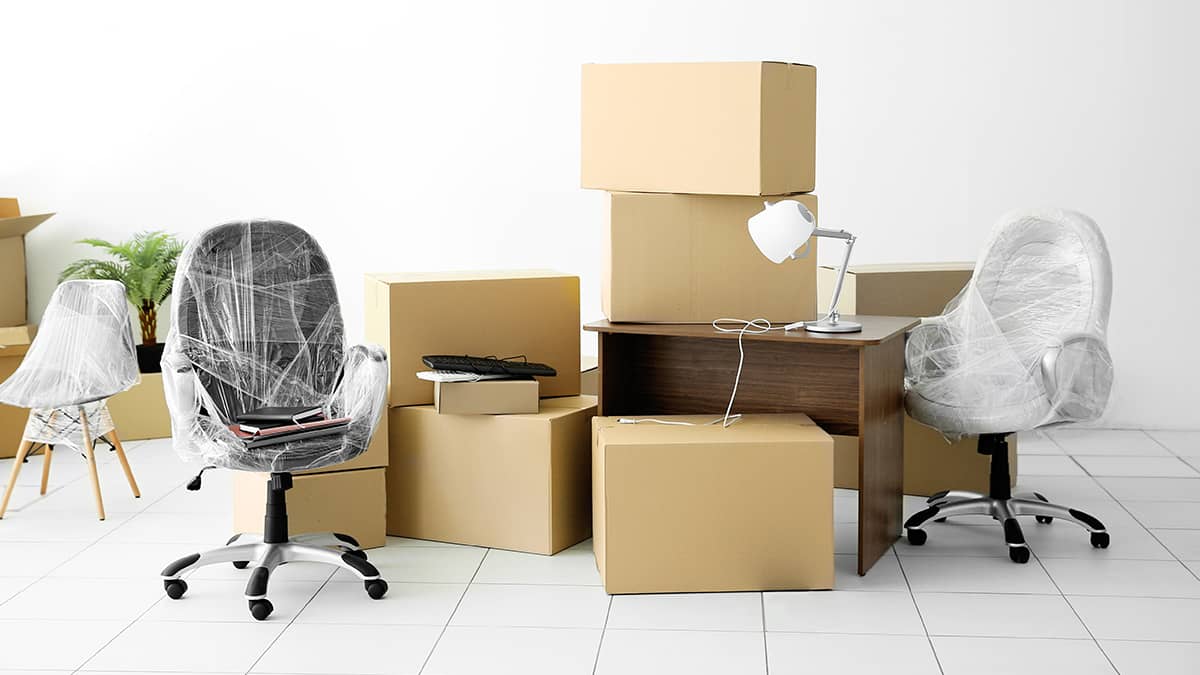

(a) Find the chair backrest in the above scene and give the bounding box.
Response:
[0,279,138,408]
[168,220,345,423]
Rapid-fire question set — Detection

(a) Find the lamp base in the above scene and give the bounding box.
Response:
[804,318,863,333]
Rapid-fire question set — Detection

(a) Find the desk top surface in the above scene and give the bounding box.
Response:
[583,316,919,346]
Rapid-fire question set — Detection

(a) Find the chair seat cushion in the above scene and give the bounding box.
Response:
[906,386,1051,437]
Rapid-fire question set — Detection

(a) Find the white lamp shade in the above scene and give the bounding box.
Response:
[747,199,816,264]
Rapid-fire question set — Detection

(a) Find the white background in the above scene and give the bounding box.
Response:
[2,1,1196,428]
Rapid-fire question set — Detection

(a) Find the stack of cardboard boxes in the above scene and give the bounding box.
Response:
[366,271,595,555]
[581,62,835,593]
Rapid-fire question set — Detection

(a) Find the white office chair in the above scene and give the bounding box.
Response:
[0,280,141,520]
[902,208,1114,563]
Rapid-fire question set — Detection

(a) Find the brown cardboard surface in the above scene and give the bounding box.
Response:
[364,270,580,407]
[434,379,539,415]
[0,200,54,327]
[593,414,833,594]
[604,193,819,323]
[301,410,388,474]
[581,62,816,195]
[234,467,387,549]
[0,327,33,460]
[580,356,597,396]
[106,373,171,441]
[387,396,596,554]
[818,262,974,318]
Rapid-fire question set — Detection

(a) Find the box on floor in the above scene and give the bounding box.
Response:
[233,467,387,549]
[603,192,818,323]
[582,61,816,195]
[387,396,596,555]
[364,270,580,407]
[0,325,36,459]
[106,372,172,441]
[434,379,539,415]
[593,414,833,594]
[0,199,53,328]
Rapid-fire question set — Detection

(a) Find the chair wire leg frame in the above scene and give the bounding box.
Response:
[160,472,388,620]
[902,434,1110,563]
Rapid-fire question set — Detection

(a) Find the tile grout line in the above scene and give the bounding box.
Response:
[760,591,768,675]
[416,545,489,675]
[242,568,338,674]
[590,593,613,675]
[893,548,946,675]
[1030,546,1120,674]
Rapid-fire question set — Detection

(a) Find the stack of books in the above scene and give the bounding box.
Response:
[228,406,349,448]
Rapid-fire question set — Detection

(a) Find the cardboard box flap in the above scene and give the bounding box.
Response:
[367,269,572,284]
[0,324,36,348]
[596,413,825,445]
[0,213,53,238]
[0,199,19,218]
[528,395,597,418]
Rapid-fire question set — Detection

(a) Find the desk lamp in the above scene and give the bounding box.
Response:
[748,200,862,333]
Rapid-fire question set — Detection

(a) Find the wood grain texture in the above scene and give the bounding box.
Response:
[857,335,906,575]
[584,316,917,346]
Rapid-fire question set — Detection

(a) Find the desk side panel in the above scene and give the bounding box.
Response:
[857,336,906,575]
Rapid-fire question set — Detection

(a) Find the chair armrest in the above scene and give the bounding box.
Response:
[1039,331,1113,422]
[327,344,389,429]
[904,316,956,384]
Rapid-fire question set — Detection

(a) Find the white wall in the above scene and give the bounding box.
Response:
[2,0,1197,428]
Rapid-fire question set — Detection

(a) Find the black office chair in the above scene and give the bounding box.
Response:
[159,220,389,619]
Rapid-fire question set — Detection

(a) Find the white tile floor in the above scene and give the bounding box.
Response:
[0,430,1198,674]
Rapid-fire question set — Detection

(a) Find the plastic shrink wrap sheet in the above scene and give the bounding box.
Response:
[162,221,387,473]
[904,209,1114,437]
[0,280,137,450]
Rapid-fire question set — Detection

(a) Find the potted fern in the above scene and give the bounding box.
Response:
[59,231,185,373]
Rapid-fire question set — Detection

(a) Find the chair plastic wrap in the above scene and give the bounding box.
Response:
[0,280,138,410]
[904,209,1113,437]
[162,220,387,473]
[23,401,115,450]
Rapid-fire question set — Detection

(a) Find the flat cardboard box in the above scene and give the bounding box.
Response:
[387,396,596,554]
[0,325,35,459]
[580,355,597,396]
[365,270,580,407]
[434,379,539,415]
[832,418,1018,495]
[106,372,172,441]
[593,414,833,594]
[581,62,816,195]
[604,193,818,323]
[233,467,387,549]
[0,199,54,327]
[818,262,973,318]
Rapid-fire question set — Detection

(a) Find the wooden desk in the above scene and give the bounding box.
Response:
[583,316,918,575]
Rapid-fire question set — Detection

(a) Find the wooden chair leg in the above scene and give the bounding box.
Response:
[39,444,53,495]
[78,408,106,521]
[105,431,140,498]
[0,440,34,518]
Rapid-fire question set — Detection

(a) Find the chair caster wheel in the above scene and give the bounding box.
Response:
[164,579,188,599]
[934,517,947,523]
[1009,546,1031,564]
[1090,532,1110,549]
[1036,515,1053,524]
[365,579,388,599]
[906,528,927,546]
[249,598,273,620]
[232,561,249,569]
[347,549,368,560]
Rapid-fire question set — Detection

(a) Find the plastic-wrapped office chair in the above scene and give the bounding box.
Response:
[902,209,1114,563]
[159,220,389,620]
[0,280,142,520]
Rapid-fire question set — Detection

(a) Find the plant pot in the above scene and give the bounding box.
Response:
[136,342,166,373]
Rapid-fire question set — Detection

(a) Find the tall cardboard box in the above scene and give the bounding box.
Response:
[0,325,35,459]
[604,193,818,323]
[106,373,172,440]
[364,271,580,407]
[593,414,833,594]
[234,467,387,549]
[387,396,596,554]
[818,262,1017,495]
[0,199,54,327]
[582,62,817,195]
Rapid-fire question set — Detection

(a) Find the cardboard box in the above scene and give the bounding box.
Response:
[387,396,596,554]
[301,409,389,473]
[234,467,387,549]
[365,271,580,407]
[818,262,973,318]
[593,414,833,594]
[604,193,818,323]
[106,372,172,441]
[580,355,597,396]
[582,62,816,195]
[0,199,54,327]
[832,418,1018,495]
[0,325,35,459]
[434,379,539,415]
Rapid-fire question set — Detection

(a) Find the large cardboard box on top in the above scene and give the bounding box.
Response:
[0,199,54,327]
[234,467,387,549]
[818,262,1017,495]
[604,193,818,323]
[0,325,36,459]
[365,271,580,407]
[593,414,833,594]
[582,62,817,195]
[387,396,596,555]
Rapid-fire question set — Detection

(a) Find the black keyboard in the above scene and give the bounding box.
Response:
[421,355,557,378]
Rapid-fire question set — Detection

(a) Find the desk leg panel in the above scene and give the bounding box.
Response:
[857,336,906,575]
